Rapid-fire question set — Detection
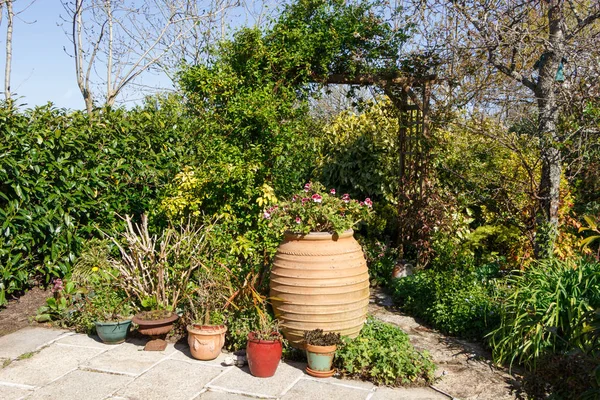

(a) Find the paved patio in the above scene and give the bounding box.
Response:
[0,327,448,400]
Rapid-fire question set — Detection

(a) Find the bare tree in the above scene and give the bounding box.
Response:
[60,0,239,115]
[0,0,38,101]
[398,0,600,257]
[3,0,12,101]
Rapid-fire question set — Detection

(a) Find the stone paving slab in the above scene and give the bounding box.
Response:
[27,369,133,400]
[170,342,231,367]
[0,327,70,360]
[197,389,256,399]
[115,359,224,400]
[0,344,104,387]
[370,386,448,399]
[302,375,374,391]
[55,333,110,349]
[0,383,34,400]
[82,338,175,376]
[280,378,371,400]
[207,361,304,398]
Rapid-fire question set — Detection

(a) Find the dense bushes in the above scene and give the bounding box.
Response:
[0,98,197,304]
[391,264,502,339]
[391,258,600,398]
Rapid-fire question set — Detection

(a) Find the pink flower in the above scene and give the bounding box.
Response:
[263,211,271,219]
[312,194,322,203]
[342,193,350,203]
[52,278,64,293]
[295,216,301,224]
[304,182,311,192]
[292,195,298,202]
[302,197,309,204]
[364,198,373,208]
[330,188,336,195]
[360,201,365,206]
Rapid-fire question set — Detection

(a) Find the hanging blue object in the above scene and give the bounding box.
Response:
[533,54,566,82]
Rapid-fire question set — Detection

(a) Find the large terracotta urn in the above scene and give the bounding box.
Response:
[270,229,369,348]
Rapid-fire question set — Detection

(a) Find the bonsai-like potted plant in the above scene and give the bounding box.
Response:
[303,329,342,378]
[108,215,213,351]
[264,182,373,347]
[246,303,284,378]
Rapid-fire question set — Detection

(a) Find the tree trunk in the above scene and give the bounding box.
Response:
[533,0,564,258]
[4,0,13,101]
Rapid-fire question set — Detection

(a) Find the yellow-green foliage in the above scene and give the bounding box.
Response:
[434,115,541,265]
[318,98,399,203]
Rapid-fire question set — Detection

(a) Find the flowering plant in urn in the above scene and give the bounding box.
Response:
[263,182,372,235]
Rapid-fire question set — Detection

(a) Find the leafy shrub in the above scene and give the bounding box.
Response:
[488,258,600,371]
[335,317,435,386]
[0,98,198,304]
[391,265,501,339]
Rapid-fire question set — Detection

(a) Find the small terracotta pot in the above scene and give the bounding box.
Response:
[246,332,282,378]
[132,312,179,336]
[305,343,336,378]
[187,324,227,361]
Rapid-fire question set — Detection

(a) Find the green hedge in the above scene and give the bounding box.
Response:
[0,100,197,304]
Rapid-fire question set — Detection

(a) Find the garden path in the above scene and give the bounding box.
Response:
[0,326,448,400]
[369,289,520,400]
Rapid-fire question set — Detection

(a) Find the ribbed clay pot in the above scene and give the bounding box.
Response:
[246,332,282,377]
[270,229,369,348]
[187,324,227,360]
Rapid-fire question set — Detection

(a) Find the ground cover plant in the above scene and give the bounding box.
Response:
[335,316,435,386]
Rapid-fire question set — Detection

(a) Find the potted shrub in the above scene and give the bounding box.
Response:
[187,307,227,361]
[108,215,213,351]
[246,308,284,378]
[265,182,373,347]
[303,329,342,378]
[89,290,134,345]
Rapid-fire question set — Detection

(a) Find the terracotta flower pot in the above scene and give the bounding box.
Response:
[305,343,336,378]
[132,312,179,336]
[187,324,227,361]
[270,229,369,347]
[246,332,282,378]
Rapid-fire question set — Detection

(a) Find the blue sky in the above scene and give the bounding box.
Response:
[1,0,86,110]
[0,0,279,111]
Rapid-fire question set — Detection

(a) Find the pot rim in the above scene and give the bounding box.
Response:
[187,324,227,335]
[247,331,283,344]
[94,319,132,326]
[305,343,337,353]
[284,229,354,241]
[132,312,179,326]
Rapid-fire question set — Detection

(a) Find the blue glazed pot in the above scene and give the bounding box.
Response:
[95,319,132,344]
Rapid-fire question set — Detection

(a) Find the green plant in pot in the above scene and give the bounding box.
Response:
[108,215,214,351]
[246,298,284,378]
[304,329,342,378]
[89,290,133,345]
[186,289,228,361]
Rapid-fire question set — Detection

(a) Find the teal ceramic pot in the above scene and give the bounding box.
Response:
[305,343,336,375]
[95,319,132,344]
